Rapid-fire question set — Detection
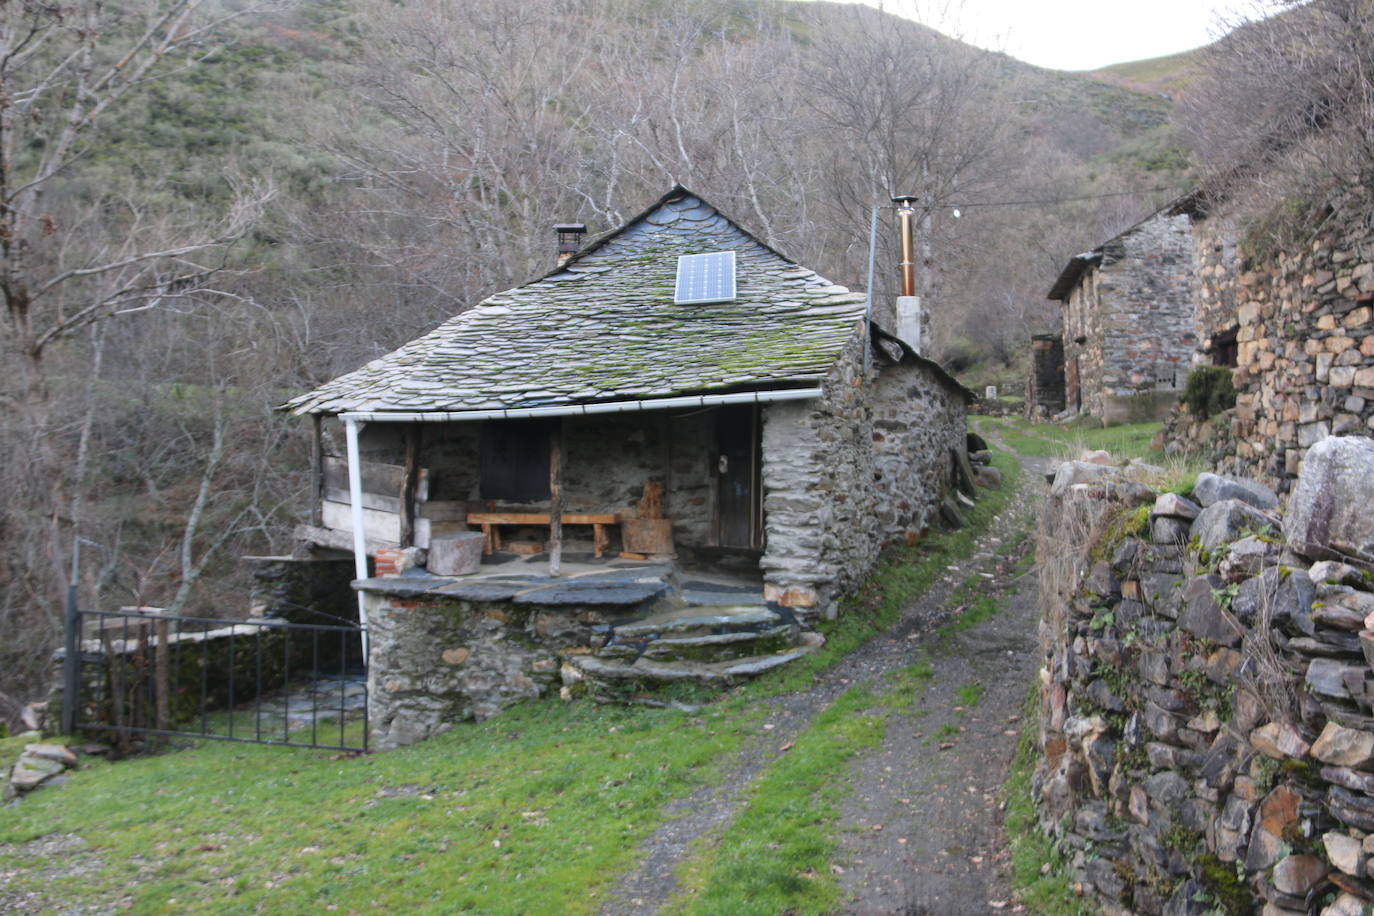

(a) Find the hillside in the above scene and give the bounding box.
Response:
[1083,47,1206,99]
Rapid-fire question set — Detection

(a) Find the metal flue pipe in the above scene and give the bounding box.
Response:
[892,194,918,298]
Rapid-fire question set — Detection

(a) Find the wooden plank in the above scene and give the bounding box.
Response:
[323,456,412,497]
[322,499,402,544]
[323,486,402,514]
[466,512,618,525]
[295,524,400,554]
[418,500,467,521]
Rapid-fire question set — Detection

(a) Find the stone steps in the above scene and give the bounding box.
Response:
[572,600,821,689]
[596,623,798,662]
[569,646,816,685]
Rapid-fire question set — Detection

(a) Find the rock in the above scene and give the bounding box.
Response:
[427,532,485,576]
[1286,436,1374,563]
[1321,892,1366,916]
[1080,449,1114,466]
[1246,785,1301,870]
[1308,658,1367,701]
[1144,770,1190,811]
[1111,538,1143,575]
[975,466,1003,489]
[1218,536,1281,583]
[1234,566,1315,631]
[1214,795,1253,859]
[1152,515,1192,546]
[798,631,825,648]
[1178,574,1244,646]
[1111,480,1156,507]
[1323,765,1374,795]
[22,744,76,767]
[1250,722,1312,760]
[1311,561,1368,586]
[1272,854,1328,895]
[1050,460,1117,499]
[1191,498,1279,553]
[8,754,65,791]
[1330,785,1374,831]
[1154,492,1201,519]
[1325,831,1366,877]
[1312,722,1374,767]
[1192,471,1279,511]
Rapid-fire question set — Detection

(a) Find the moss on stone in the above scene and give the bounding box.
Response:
[1195,852,1253,916]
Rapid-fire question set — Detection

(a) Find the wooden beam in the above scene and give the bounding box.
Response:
[399,424,420,547]
[548,420,564,576]
[309,414,324,527]
[466,512,617,525]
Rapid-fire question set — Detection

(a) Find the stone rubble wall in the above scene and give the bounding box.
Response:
[363,591,600,749]
[1179,200,1374,494]
[760,330,966,616]
[1062,212,1200,424]
[1035,436,1374,916]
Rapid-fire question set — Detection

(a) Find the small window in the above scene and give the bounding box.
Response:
[1212,330,1239,369]
[480,420,551,501]
[674,251,736,304]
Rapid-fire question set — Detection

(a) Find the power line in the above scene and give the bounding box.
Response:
[881,186,1188,211]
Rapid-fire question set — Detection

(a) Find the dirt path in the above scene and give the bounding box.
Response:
[599,449,1047,915]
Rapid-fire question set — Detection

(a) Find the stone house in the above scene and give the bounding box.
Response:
[279,186,970,743]
[1176,191,1374,492]
[1048,205,1201,424]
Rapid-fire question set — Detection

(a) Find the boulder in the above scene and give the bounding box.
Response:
[1191,498,1279,553]
[1322,892,1367,916]
[1192,471,1279,511]
[1286,436,1374,563]
[1080,449,1114,466]
[1178,574,1244,647]
[975,466,1003,489]
[1152,515,1192,546]
[1233,565,1315,632]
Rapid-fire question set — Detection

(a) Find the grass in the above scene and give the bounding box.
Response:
[1004,691,1096,916]
[667,685,889,915]
[0,701,756,915]
[974,416,1165,463]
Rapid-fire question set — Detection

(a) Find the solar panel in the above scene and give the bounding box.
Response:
[674,251,737,304]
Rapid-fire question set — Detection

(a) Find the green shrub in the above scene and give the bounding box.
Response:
[1180,366,1236,419]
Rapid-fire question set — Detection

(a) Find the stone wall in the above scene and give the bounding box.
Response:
[1188,200,1374,494]
[1061,212,1200,424]
[760,332,966,616]
[245,555,359,626]
[1035,437,1374,916]
[363,590,601,748]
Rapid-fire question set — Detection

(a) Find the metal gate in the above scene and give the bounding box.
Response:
[62,601,368,753]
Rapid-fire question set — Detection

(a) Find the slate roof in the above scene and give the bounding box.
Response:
[284,186,872,417]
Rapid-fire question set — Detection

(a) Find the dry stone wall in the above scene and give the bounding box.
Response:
[1036,436,1374,916]
[1171,201,1374,494]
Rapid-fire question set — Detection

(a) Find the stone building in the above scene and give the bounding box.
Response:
[279,186,970,743]
[1181,193,1374,493]
[1048,206,1201,424]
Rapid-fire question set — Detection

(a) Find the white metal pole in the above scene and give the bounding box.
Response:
[344,417,371,659]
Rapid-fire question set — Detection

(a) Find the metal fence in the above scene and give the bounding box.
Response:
[62,599,368,753]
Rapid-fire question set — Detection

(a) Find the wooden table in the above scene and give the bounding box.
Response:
[466,512,619,558]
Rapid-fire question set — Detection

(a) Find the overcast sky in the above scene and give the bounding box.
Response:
[857,0,1284,71]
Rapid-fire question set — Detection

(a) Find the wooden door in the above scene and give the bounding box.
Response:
[1066,357,1081,412]
[716,405,761,548]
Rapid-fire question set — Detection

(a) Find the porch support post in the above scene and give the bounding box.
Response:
[309,414,324,527]
[548,419,564,577]
[344,418,371,658]
[400,424,420,547]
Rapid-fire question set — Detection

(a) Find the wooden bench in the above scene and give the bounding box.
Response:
[466,512,619,558]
